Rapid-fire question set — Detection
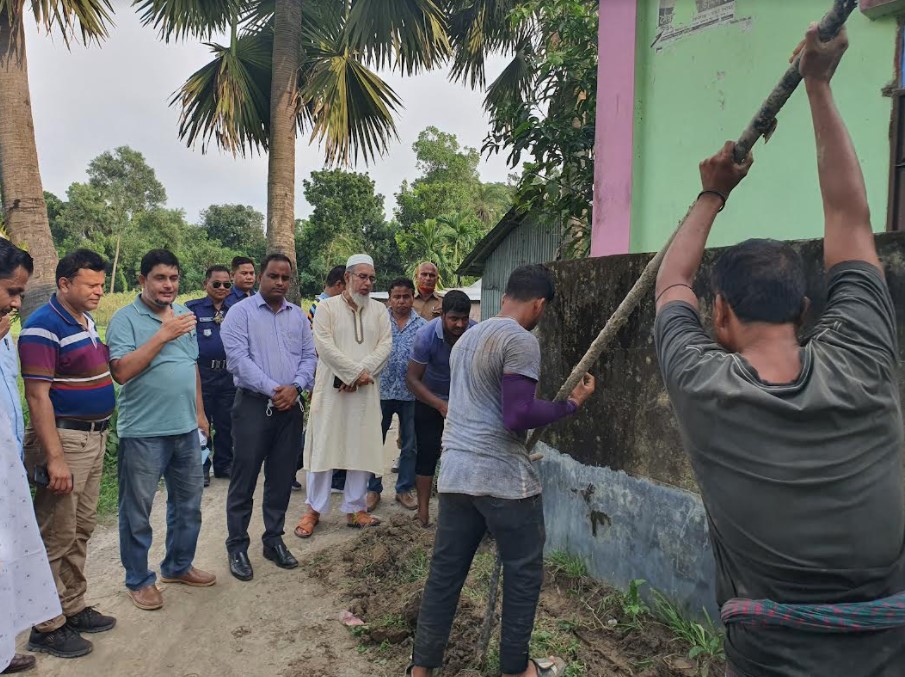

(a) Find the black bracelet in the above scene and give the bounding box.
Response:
[697,190,727,212]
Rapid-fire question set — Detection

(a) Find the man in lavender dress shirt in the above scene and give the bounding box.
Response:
[220,254,317,581]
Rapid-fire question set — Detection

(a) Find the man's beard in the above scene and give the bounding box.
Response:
[351,292,369,308]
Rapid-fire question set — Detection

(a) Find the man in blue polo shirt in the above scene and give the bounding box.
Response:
[186,265,236,486]
[405,290,475,526]
[107,249,215,612]
[19,249,118,658]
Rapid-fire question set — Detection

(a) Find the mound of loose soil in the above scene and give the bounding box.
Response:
[313,514,724,677]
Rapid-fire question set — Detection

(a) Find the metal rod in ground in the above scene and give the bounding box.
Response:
[522,0,858,455]
[476,0,860,666]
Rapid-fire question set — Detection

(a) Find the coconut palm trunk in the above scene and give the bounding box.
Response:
[0,12,59,318]
[267,0,302,299]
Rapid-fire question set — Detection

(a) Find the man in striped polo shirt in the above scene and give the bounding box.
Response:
[19,249,117,660]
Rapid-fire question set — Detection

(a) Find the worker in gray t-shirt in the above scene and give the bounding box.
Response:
[408,264,595,677]
[654,27,905,677]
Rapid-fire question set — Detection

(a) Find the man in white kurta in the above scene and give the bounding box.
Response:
[0,238,60,674]
[297,254,391,536]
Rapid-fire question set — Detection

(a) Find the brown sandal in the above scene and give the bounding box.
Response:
[294,509,319,538]
[347,510,381,528]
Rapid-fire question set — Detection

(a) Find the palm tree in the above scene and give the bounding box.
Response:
[135,0,449,291]
[436,210,481,285]
[0,1,113,317]
[398,219,452,284]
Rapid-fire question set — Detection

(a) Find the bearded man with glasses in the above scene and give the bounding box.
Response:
[294,253,392,538]
[187,265,237,486]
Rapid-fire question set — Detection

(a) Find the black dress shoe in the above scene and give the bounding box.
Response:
[228,551,253,581]
[263,543,298,569]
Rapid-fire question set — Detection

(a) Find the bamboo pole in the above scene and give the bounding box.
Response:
[476,0,860,666]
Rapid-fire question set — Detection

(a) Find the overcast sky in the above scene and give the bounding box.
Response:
[26,10,513,224]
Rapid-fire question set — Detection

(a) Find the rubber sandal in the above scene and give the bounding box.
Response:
[347,510,381,528]
[293,510,319,538]
[530,656,566,676]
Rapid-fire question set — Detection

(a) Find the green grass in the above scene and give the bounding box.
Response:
[547,550,589,580]
[652,590,725,665]
[396,546,431,584]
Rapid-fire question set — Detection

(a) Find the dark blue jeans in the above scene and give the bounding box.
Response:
[118,432,203,591]
[413,492,546,674]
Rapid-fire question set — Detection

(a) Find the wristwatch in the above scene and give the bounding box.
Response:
[295,384,304,398]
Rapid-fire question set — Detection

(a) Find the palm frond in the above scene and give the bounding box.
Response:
[170,28,272,155]
[304,52,403,166]
[483,34,534,117]
[18,0,114,46]
[446,0,524,88]
[343,0,450,76]
[132,0,240,42]
[240,0,273,30]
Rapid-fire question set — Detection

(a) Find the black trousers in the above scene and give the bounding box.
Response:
[413,492,545,674]
[199,366,236,477]
[225,389,304,554]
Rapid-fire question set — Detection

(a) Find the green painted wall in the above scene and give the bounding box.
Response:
[630,0,898,253]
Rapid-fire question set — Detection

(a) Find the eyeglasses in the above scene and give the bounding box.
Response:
[210,281,233,289]
[354,273,377,284]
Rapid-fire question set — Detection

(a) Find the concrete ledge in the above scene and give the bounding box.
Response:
[538,442,717,618]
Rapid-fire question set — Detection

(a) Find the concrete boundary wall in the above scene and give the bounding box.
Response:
[538,443,717,617]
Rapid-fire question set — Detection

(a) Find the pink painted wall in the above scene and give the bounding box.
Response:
[590,0,638,257]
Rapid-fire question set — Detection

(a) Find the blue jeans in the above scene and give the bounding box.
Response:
[368,399,416,494]
[118,432,203,591]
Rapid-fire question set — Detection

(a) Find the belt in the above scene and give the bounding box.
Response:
[203,359,228,370]
[238,387,270,401]
[56,418,110,433]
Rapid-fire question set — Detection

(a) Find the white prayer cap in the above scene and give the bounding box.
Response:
[346,254,374,268]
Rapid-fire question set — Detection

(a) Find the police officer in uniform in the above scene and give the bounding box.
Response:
[186,265,236,486]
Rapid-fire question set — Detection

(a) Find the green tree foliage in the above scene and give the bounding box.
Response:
[48,147,239,292]
[295,169,403,294]
[480,0,598,257]
[200,204,266,262]
[394,126,511,284]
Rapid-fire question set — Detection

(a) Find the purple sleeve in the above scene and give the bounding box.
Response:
[501,373,577,432]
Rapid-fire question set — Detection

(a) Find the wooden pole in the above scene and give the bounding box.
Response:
[523,0,859,454]
[475,0,861,666]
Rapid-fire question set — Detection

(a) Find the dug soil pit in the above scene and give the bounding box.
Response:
[312,514,726,677]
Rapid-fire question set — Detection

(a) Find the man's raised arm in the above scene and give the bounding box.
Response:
[798,25,880,272]
[655,142,753,313]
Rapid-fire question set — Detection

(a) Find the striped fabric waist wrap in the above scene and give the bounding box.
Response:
[721,591,905,633]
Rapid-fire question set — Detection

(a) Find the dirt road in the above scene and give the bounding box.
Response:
[18,430,407,677]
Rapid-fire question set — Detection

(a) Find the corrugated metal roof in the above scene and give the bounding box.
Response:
[478,217,561,321]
